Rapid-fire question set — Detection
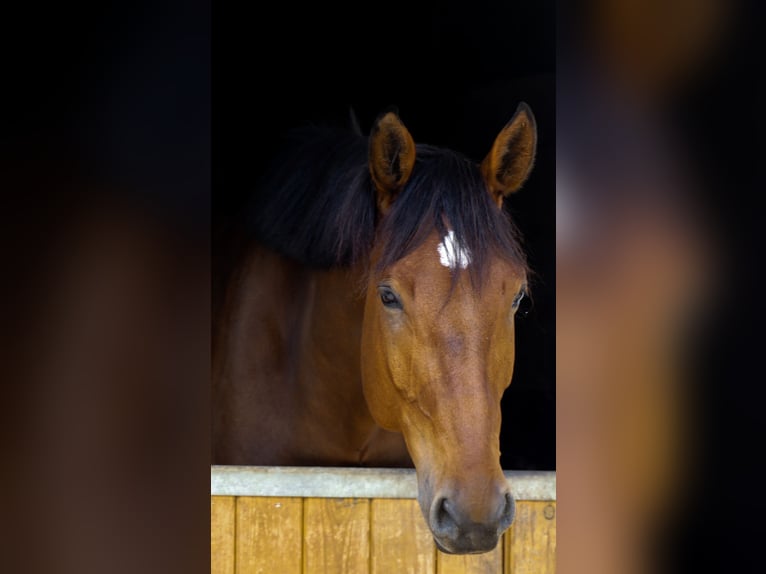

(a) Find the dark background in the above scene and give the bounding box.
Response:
[215,0,557,471]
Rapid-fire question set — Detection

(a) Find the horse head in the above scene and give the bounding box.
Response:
[360,104,537,554]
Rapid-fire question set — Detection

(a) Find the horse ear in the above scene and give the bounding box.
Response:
[481,102,537,208]
[369,109,416,214]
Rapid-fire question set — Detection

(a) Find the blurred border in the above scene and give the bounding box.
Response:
[2,2,210,573]
[557,0,764,572]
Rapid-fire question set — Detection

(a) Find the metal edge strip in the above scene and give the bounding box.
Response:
[211,466,556,500]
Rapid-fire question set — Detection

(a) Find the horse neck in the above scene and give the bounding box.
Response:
[296,264,377,442]
[302,266,366,381]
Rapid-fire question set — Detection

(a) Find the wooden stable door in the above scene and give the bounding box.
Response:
[211,496,556,574]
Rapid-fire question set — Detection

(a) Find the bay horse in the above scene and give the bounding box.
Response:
[213,103,537,554]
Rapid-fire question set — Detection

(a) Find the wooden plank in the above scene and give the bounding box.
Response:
[370,498,436,574]
[235,497,302,574]
[211,496,235,574]
[436,543,503,574]
[505,501,556,574]
[303,497,370,574]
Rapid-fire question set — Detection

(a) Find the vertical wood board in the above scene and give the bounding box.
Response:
[303,497,370,574]
[211,496,235,574]
[236,497,303,574]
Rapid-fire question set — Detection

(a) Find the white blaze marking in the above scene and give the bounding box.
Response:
[438,230,472,269]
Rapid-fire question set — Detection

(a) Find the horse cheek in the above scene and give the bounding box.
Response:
[492,325,517,396]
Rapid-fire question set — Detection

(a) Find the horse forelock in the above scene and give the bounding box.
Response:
[246,127,529,286]
[375,145,529,288]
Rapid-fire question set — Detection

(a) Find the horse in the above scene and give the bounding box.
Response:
[212,103,537,554]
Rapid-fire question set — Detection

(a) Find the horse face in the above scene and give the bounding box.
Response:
[361,232,527,554]
[364,105,536,553]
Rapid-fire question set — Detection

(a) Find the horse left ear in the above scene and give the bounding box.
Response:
[481,102,537,208]
[369,109,416,214]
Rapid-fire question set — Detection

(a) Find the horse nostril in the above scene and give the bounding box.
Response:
[499,492,516,530]
[431,496,459,537]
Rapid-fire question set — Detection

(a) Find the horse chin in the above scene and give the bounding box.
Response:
[434,539,457,554]
[433,535,500,555]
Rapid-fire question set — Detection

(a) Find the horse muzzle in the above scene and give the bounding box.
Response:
[426,482,516,554]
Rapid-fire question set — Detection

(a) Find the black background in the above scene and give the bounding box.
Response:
[215,0,557,471]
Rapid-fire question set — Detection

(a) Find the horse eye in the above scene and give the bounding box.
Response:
[512,287,530,317]
[379,287,403,310]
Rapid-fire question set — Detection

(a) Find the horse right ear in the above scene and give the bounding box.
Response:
[369,109,416,214]
[481,102,537,208]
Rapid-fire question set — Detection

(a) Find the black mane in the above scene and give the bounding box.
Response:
[246,125,528,282]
